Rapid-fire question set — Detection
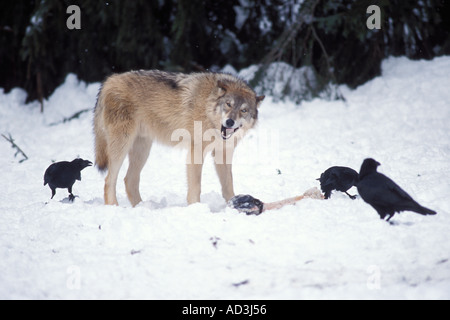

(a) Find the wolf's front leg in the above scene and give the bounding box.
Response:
[215,162,235,201]
[213,146,235,201]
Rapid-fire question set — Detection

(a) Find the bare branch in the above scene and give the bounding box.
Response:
[1,133,29,163]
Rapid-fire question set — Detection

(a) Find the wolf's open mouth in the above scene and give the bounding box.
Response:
[221,125,239,140]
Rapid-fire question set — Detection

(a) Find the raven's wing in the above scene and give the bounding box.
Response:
[386,175,436,214]
[358,174,398,204]
[45,162,78,187]
[321,172,337,189]
[387,178,415,202]
[336,170,358,191]
[372,173,425,213]
[375,173,413,204]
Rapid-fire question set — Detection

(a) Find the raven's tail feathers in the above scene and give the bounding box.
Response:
[416,205,437,216]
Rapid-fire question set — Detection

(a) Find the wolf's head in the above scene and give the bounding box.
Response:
[216,78,264,140]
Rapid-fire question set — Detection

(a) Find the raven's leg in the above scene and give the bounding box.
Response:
[50,187,56,199]
[68,186,75,202]
[345,191,357,200]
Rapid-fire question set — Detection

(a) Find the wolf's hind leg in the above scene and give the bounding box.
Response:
[104,155,127,205]
[125,136,152,206]
[104,133,134,205]
[187,163,203,204]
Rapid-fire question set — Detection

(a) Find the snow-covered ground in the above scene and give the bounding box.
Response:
[0,57,449,300]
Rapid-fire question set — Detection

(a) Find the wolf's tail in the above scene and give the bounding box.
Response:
[93,89,108,172]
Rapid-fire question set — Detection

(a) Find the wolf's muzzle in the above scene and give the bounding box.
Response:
[221,120,239,140]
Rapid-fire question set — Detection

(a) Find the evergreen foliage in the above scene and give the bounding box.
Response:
[0,0,449,109]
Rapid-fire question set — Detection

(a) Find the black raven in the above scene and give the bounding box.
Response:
[317,166,359,199]
[357,158,437,221]
[44,158,92,201]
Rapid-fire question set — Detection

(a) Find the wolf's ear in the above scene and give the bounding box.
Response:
[217,80,228,97]
[256,95,265,107]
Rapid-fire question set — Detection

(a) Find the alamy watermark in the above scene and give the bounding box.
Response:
[170,121,280,166]
[67,5,382,31]
[366,5,381,30]
[66,5,81,30]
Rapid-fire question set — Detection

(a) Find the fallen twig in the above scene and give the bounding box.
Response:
[48,108,91,126]
[1,133,29,163]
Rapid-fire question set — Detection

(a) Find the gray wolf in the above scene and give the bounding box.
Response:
[357,158,436,221]
[93,70,264,206]
[44,158,92,201]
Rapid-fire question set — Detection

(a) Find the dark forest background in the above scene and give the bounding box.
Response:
[1,0,449,110]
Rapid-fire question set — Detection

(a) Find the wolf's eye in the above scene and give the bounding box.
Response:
[226,102,232,108]
[241,108,248,113]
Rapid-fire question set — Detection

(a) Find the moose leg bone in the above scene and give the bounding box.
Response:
[228,187,324,215]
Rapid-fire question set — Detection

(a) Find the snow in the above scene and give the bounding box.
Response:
[1,56,450,299]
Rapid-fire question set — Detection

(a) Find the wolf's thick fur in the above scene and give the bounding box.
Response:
[94,70,264,206]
